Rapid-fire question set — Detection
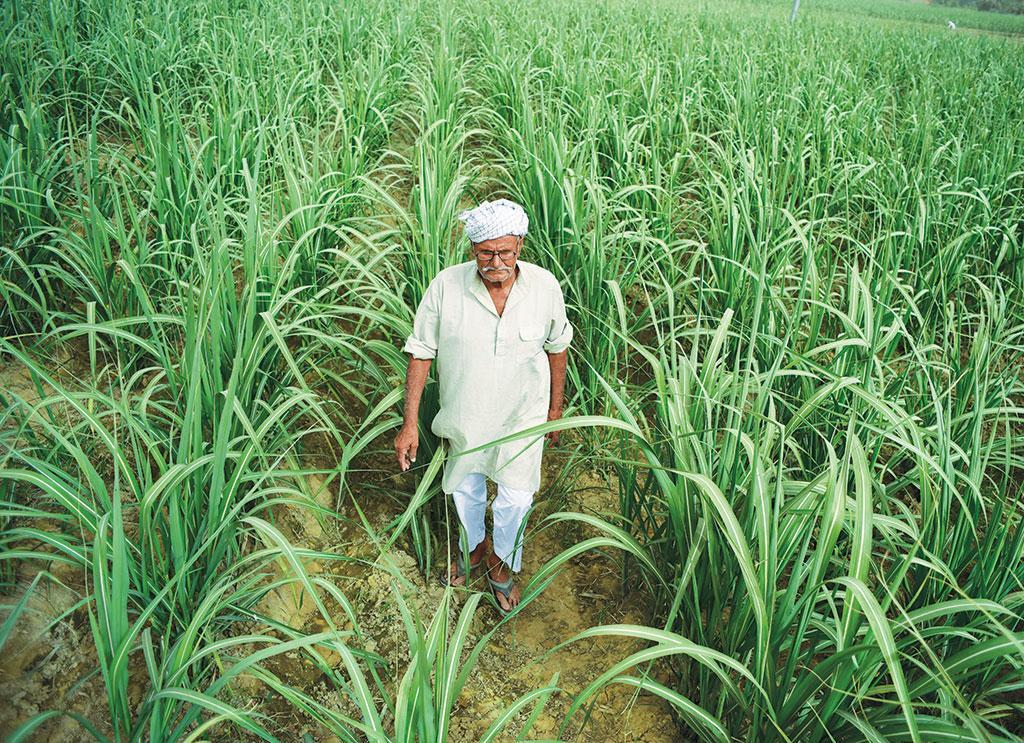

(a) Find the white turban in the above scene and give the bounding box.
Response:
[457,198,529,244]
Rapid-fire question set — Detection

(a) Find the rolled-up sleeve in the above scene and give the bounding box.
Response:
[402,279,442,359]
[543,280,573,353]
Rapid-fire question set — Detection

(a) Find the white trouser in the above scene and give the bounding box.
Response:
[450,472,534,573]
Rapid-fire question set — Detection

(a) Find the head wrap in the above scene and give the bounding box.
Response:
[457,199,529,244]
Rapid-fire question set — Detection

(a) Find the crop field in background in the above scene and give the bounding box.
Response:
[809,0,1024,34]
[2,0,1024,740]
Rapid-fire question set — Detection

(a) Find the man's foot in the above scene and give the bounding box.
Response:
[441,536,491,587]
[485,552,521,615]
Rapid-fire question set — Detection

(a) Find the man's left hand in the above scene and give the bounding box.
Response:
[545,407,563,446]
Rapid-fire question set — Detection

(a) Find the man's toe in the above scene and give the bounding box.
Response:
[448,565,465,586]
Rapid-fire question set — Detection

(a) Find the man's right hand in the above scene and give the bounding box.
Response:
[394,424,419,472]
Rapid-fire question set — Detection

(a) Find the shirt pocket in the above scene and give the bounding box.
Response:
[517,322,547,357]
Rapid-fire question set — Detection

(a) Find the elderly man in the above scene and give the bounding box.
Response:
[393,198,572,616]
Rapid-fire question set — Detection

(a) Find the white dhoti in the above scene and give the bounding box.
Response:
[450,472,533,573]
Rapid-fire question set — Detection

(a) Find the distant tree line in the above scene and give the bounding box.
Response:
[934,0,1024,15]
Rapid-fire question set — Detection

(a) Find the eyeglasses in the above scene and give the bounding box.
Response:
[474,249,517,262]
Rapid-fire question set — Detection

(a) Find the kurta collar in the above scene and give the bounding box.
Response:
[465,261,530,317]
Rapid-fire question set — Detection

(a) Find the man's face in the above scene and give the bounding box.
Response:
[472,234,522,283]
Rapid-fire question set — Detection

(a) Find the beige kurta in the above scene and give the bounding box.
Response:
[402,260,573,494]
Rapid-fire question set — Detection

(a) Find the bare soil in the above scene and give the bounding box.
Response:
[0,561,112,741]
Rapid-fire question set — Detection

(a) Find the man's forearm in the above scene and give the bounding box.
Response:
[402,355,432,428]
[547,350,567,411]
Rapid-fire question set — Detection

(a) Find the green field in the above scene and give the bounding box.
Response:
[808,0,1024,34]
[3,0,1024,740]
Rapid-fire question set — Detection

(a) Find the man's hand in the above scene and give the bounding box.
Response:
[546,349,567,446]
[394,424,419,471]
[545,407,563,446]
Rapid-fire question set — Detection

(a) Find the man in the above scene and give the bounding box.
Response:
[393,198,572,616]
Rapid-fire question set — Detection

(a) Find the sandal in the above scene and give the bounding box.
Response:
[438,554,483,588]
[439,537,491,588]
[487,574,516,617]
